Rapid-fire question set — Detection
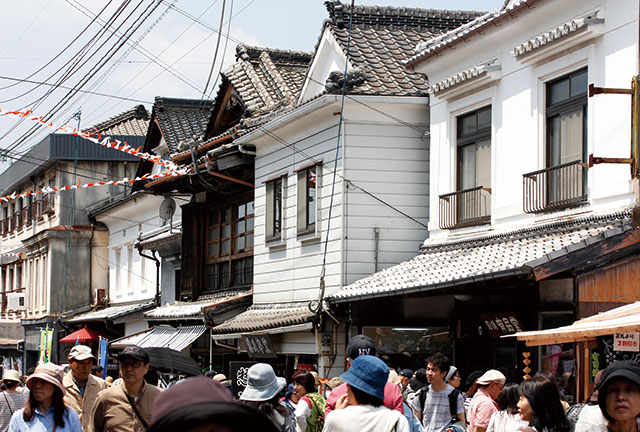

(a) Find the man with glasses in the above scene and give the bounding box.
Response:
[467,370,506,432]
[92,345,162,432]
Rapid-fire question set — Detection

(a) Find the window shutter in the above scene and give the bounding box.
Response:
[297,171,307,232]
[266,182,274,238]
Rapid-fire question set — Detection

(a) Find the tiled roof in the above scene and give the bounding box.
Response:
[329,211,634,303]
[68,301,154,323]
[512,16,602,57]
[224,45,312,116]
[323,1,485,96]
[210,301,316,334]
[137,224,181,250]
[85,105,150,136]
[407,0,539,66]
[145,289,251,320]
[153,97,214,155]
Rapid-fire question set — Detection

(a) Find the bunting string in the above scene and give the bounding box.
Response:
[0,108,187,173]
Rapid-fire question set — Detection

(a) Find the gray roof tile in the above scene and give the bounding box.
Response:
[210,301,316,334]
[153,97,214,155]
[329,211,634,303]
[85,105,150,136]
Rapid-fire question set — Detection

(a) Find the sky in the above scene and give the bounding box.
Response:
[0,0,503,164]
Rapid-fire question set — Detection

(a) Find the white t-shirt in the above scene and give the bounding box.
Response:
[575,405,606,432]
[411,385,465,432]
[324,405,409,432]
[486,411,528,432]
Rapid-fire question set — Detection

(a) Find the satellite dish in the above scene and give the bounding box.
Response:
[159,197,176,221]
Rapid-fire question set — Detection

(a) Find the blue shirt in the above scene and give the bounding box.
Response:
[8,406,81,432]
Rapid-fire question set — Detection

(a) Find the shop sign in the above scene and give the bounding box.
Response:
[297,363,314,372]
[230,361,257,399]
[243,334,277,358]
[478,313,524,338]
[613,333,640,352]
[589,347,601,384]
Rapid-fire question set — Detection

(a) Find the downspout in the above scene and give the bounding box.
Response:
[136,238,161,307]
[89,224,94,306]
[373,227,379,273]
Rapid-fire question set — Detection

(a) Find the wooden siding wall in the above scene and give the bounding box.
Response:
[343,121,429,285]
[577,256,640,319]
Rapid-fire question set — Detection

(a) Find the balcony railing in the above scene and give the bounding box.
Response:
[523,160,587,214]
[439,185,491,230]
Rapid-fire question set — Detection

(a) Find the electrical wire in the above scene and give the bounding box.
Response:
[200,0,227,101]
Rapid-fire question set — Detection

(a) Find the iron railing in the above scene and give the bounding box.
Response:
[523,160,588,214]
[439,185,491,230]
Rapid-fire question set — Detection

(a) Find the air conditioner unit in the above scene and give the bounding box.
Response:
[94,288,107,305]
[7,293,25,311]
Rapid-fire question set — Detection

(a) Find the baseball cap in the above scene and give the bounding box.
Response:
[117,345,150,364]
[68,345,96,362]
[340,355,388,400]
[346,335,376,360]
[400,369,413,379]
[476,369,506,385]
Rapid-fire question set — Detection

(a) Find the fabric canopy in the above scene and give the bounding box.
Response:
[510,302,640,346]
[109,325,206,351]
[59,326,108,343]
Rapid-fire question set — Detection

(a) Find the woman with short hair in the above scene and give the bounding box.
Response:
[517,373,571,432]
[291,371,326,432]
[8,363,81,432]
[594,361,640,432]
[486,382,527,432]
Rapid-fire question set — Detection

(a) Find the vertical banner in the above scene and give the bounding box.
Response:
[99,337,108,380]
[38,329,47,364]
[45,329,53,363]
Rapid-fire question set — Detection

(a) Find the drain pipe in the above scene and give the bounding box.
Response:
[136,237,161,306]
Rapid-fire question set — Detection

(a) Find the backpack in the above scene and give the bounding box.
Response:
[305,392,326,432]
[418,385,461,419]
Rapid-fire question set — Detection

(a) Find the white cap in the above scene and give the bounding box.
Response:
[476,369,506,385]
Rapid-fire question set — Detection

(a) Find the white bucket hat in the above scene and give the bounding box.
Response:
[239,363,286,402]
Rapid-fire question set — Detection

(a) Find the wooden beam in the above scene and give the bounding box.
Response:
[532,229,640,281]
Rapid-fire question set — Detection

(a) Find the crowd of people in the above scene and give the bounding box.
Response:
[0,335,639,432]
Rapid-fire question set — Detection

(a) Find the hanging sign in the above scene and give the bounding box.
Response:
[243,334,277,359]
[613,333,640,352]
[229,361,256,399]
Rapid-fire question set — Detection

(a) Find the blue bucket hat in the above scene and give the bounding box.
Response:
[340,355,388,400]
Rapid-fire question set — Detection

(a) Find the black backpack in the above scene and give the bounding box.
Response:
[418,385,462,418]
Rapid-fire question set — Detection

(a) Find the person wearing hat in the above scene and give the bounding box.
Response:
[0,370,27,432]
[323,355,409,432]
[7,362,81,432]
[593,361,640,432]
[239,363,294,432]
[445,367,461,389]
[63,345,107,431]
[399,369,413,394]
[92,345,162,432]
[147,375,279,432]
[467,369,505,432]
[326,335,403,416]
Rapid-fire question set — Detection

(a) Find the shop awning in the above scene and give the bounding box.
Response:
[509,302,640,346]
[329,212,639,303]
[109,325,207,351]
[68,301,154,324]
[210,302,316,340]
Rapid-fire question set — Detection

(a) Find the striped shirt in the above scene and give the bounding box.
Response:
[0,392,27,432]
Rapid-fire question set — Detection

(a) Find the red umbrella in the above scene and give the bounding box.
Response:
[59,326,108,343]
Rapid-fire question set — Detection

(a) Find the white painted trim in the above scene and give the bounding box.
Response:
[210,322,314,340]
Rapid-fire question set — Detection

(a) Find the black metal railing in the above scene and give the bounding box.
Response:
[523,160,587,214]
[439,185,491,230]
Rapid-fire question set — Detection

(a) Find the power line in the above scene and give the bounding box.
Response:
[0,75,151,103]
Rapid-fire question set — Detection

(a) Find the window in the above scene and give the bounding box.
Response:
[439,107,491,229]
[206,200,254,291]
[8,203,14,231]
[297,164,320,235]
[457,107,491,192]
[265,176,284,241]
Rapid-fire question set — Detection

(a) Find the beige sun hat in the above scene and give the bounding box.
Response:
[2,369,20,383]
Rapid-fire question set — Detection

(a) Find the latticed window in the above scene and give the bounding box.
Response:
[205,200,254,291]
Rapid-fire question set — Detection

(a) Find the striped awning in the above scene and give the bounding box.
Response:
[109,325,206,351]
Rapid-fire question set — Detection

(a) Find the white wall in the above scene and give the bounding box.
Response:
[414,0,639,240]
[248,95,429,304]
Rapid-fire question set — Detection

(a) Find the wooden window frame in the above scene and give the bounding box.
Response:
[296,164,321,238]
[205,199,254,292]
[265,176,285,243]
[456,106,492,191]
